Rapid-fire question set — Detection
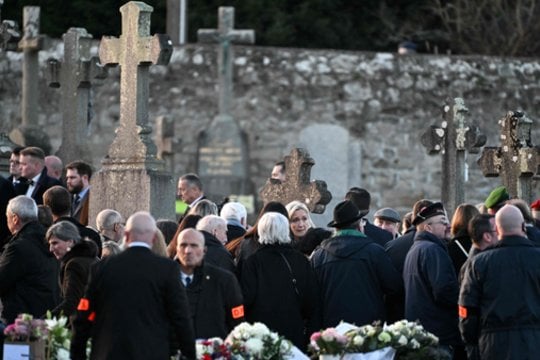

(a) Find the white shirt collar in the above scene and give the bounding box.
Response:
[127,241,151,249]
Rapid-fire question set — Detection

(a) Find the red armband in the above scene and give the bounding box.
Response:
[231,305,244,319]
[77,298,90,311]
[459,305,468,318]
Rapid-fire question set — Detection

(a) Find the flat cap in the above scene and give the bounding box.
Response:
[374,208,400,223]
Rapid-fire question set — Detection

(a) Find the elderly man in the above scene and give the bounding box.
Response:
[459,205,540,359]
[311,200,402,328]
[220,202,247,242]
[196,215,235,273]
[45,155,64,180]
[177,173,205,214]
[0,195,59,324]
[17,147,63,204]
[374,207,401,239]
[71,211,195,360]
[403,202,464,358]
[95,209,125,243]
[176,228,244,339]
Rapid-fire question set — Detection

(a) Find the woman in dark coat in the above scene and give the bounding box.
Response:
[47,221,98,319]
[239,212,321,351]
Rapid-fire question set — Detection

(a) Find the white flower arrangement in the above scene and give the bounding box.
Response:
[225,322,292,360]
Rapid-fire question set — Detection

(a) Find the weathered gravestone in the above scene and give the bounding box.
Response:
[89,1,174,225]
[48,27,107,165]
[259,148,332,214]
[421,98,486,216]
[154,115,176,173]
[9,6,51,154]
[478,110,539,204]
[196,7,255,205]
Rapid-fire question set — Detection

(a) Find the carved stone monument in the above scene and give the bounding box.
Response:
[89,1,174,225]
[9,6,51,154]
[154,115,175,173]
[478,110,539,203]
[48,27,107,165]
[196,7,255,204]
[259,148,332,214]
[421,98,486,215]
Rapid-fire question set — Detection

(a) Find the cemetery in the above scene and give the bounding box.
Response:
[0,2,538,224]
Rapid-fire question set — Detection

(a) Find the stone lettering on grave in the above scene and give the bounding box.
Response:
[89,1,174,226]
[259,148,332,214]
[9,6,51,154]
[48,27,107,165]
[478,110,539,204]
[421,98,486,215]
[196,7,255,204]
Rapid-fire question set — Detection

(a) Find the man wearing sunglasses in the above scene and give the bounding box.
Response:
[403,202,464,359]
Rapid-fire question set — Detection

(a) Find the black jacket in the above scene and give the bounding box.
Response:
[242,244,321,351]
[364,220,393,247]
[403,231,461,346]
[16,167,63,205]
[0,176,15,247]
[459,235,540,359]
[184,262,243,339]
[0,221,59,324]
[55,216,102,257]
[51,240,99,318]
[448,230,472,276]
[201,231,235,274]
[311,230,403,328]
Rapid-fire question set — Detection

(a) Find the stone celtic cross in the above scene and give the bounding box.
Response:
[99,1,172,168]
[197,7,255,117]
[48,27,107,164]
[421,98,486,215]
[259,148,332,214]
[478,110,539,203]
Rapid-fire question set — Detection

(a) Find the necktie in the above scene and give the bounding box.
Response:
[185,276,192,287]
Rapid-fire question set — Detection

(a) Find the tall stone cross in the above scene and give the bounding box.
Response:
[89,1,174,226]
[259,148,333,214]
[478,110,539,203]
[421,98,486,215]
[10,6,51,153]
[198,7,255,117]
[0,0,21,51]
[48,27,107,165]
[195,7,255,204]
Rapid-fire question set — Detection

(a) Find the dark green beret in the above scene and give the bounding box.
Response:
[485,186,510,209]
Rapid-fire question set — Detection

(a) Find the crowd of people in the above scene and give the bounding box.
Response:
[1,147,540,360]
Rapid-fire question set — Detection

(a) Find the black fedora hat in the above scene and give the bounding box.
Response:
[327,200,364,228]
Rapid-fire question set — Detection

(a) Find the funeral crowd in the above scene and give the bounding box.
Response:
[1,146,540,360]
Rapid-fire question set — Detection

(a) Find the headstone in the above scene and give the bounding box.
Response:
[9,6,51,154]
[196,7,255,205]
[48,27,107,165]
[166,0,187,45]
[421,98,486,215]
[89,1,174,225]
[259,148,332,214]
[478,110,539,203]
[154,115,175,173]
[0,0,21,52]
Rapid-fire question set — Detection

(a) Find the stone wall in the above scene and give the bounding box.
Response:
[1,41,539,223]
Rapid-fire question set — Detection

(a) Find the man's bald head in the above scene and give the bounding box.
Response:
[495,204,525,237]
[125,211,157,245]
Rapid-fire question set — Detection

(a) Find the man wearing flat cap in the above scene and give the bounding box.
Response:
[374,208,401,239]
[310,200,403,328]
[484,186,510,214]
[403,202,465,359]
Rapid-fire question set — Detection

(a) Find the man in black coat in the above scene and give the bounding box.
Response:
[311,200,403,328]
[196,215,236,273]
[70,211,195,360]
[176,228,244,339]
[0,176,16,247]
[17,147,63,205]
[460,205,540,359]
[0,195,59,324]
[403,202,464,359]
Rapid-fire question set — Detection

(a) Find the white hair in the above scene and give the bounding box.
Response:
[96,209,123,232]
[220,202,247,224]
[196,215,226,233]
[7,195,38,223]
[257,212,291,245]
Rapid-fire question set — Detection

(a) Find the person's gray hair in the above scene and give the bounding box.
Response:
[258,212,291,245]
[7,196,38,224]
[188,199,218,217]
[96,209,123,232]
[196,214,226,233]
[46,221,81,244]
[102,241,122,256]
[220,202,247,223]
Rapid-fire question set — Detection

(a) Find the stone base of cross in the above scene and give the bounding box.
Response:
[259,148,332,214]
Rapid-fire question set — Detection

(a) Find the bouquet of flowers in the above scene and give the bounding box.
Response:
[197,337,231,360]
[309,327,349,355]
[4,313,48,342]
[44,312,71,360]
[225,322,292,360]
[383,320,445,360]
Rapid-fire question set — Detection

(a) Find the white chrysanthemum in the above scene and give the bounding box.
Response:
[251,322,270,338]
[280,339,292,354]
[365,325,376,337]
[196,343,206,358]
[353,335,364,346]
[245,338,264,355]
[378,331,392,343]
[62,338,71,349]
[410,339,420,349]
[397,335,408,346]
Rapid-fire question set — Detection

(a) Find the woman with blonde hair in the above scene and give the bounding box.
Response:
[286,200,316,250]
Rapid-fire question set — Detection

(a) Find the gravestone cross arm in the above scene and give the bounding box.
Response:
[259,148,332,214]
[478,110,538,201]
[99,1,173,165]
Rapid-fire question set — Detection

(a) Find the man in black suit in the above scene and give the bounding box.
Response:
[17,147,63,205]
[7,146,25,189]
[65,160,93,226]
[0,176,16,247]
[70,211,195,360]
